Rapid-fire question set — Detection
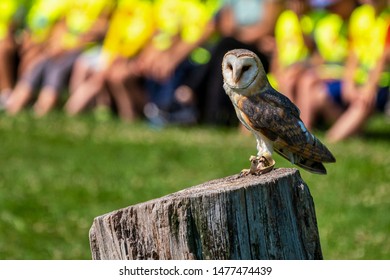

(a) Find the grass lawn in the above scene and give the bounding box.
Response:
[0,112,389,259]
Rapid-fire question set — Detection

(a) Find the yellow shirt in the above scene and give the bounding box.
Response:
[62,0,115,49]
[153,0,220,50]
[275,10,309,67]
[313,12,349,80]
[180,0,220,44]
[26,0,68,43]
[102,0,155,63]
[349,4,390,85]
[0,0,18,39]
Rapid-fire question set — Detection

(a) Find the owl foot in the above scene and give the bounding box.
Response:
[248,154,275,175]
[239,169,251,177]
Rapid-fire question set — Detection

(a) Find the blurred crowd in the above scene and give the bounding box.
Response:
[0,0,389,142]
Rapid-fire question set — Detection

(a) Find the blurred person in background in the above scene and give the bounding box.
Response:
[0,0,28,108]
[294,0,357,130]
[66,0,219,125]
[65,0,154,121]
[5,0,68,113]
[16,0,65,76]
[6,0,113,117]
[325,0,390,142]
[268,0,313,102]
[138,0,221,126]
[182,0,284,126]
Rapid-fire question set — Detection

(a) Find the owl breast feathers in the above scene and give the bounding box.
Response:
[222,49,335,174]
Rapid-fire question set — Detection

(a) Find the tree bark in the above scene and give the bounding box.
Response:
[89,168,323,260]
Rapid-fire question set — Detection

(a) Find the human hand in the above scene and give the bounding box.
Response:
[358,84,377,111]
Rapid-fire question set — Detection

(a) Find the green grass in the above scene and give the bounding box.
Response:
[0,112,389,259]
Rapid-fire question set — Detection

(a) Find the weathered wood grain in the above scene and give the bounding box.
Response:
[89,168,323,260]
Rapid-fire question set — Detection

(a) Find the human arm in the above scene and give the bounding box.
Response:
[140,20,216,82]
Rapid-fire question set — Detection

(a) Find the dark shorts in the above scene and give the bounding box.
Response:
[325,80,343,105]
[326,80,389,111]
[22,51,80,94]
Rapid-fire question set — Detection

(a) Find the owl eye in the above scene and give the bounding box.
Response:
[227,63,233,71]
[242,65,251,72]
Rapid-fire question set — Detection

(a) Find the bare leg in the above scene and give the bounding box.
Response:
[106,59,146,122]
[65,71,105,116]
[6,81,34,115]
[296,72,342,130]
[69,58,92,93]
[296,71,322,129]
[276,64,305,102]
[0,37,17,109]
[107,79,136,121]
[326,99,372,142]
[95,89,112,108]
[0,39,16,93]
[34,86,59,117]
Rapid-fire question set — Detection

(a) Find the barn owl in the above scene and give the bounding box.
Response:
[222,49,335,175]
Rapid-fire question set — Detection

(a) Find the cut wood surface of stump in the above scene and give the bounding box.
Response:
[89,168,323,260]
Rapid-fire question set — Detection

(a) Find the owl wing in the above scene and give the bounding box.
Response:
[261,86,301,118]
[242,86,335,174]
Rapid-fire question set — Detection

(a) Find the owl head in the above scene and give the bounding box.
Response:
[222,49,267,95]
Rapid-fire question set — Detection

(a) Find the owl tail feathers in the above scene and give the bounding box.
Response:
[275,149,332,174]
[296,138,336,174]
[295,159,328,175]
[310,135,336,163]
[275,140,336,175]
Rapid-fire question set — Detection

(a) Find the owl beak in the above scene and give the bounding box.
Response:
[233,70,242,84]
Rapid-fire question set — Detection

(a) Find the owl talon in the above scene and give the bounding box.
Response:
[248,154,275,175]
[239,169,251,177]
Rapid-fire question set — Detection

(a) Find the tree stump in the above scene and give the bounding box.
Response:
[89,168,323,260]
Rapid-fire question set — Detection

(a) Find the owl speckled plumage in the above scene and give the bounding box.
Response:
[222,49,335,175]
